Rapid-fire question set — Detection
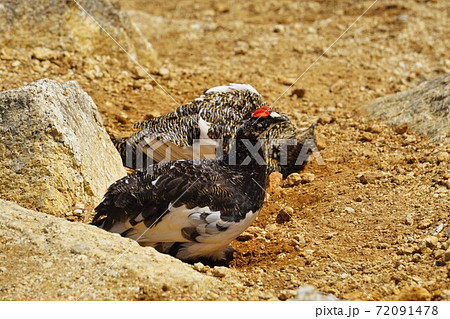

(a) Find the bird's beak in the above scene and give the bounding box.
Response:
[270,111,288,122]
[270,111,281,117]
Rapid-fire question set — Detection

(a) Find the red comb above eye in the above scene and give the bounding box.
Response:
[253,106,271,118]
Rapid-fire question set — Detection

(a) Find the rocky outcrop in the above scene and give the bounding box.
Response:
[0,79,126,216]
[365,73,449,142]
[0,0,158,68]
[0,200,216,300]
[0,200,271,300]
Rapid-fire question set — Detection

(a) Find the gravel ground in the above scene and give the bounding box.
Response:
[0,0,449,300]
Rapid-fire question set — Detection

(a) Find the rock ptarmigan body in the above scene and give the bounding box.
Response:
[93,106,288,261]
[113,84,315,177]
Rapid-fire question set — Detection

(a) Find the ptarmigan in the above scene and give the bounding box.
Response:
[113,84,315,177]
[93,106,288,261]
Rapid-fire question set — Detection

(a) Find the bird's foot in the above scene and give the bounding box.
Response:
[185,246,239,267]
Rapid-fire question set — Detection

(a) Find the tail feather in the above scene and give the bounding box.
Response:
[111,137,128,166]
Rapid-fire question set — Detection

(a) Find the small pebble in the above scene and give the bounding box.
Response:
[276,207,293,224]
[325,232,337,240]
[161,283,170,292]
[234,41,249,55]
[278,289,297,301]
[418,219,432,229]
[143,84,154,91]
[236,232,253,242]
[433,249,445,259]
[445,248,450,262]
[159,67,170,77]
[277,253,286,260]
[291,88,305,99]
[214,3,229,13]
[132,65,147,79]
[430,223,444,236]
[193,262,206,273]
[368,124,382,133]
[405,214,413,225]
[285,173,302,187]
[294,285,338,301]
[315,134,326,150]
[360,132,373,142]
[396,286,431,301]
[318,115,332,125]
[74,203,85,209]
[190,23,201,30]
[211,266,227,278]
[440,290,450,300]
[394,123,408,134]
[423,236,438,249]
[412,254,421,262]
[398,245,414,255]
[132,81,143,89]
[397,14,408,21]
[268,172,283,188]
[273,24,285,33]
[302,173,315,183]
[436,152,449,162]
[284,206,294,215]
[117,113,128,124]
[344,207,355,214]
[278,77,296,86]
[359,171,382,184]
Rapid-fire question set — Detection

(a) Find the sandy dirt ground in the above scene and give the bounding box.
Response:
[1,0,449,300]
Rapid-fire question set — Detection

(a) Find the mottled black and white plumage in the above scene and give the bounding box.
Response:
[113,84,315,177]
[93,107,288,261]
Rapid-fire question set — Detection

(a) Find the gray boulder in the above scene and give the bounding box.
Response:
[365,73,449,142]
[293,285,338,301]
[0,79,126,216]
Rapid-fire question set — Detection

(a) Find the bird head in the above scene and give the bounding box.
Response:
[244,105,289,138]
[226,106,289,167]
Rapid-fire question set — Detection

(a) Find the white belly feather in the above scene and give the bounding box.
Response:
[105,204,259,260]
